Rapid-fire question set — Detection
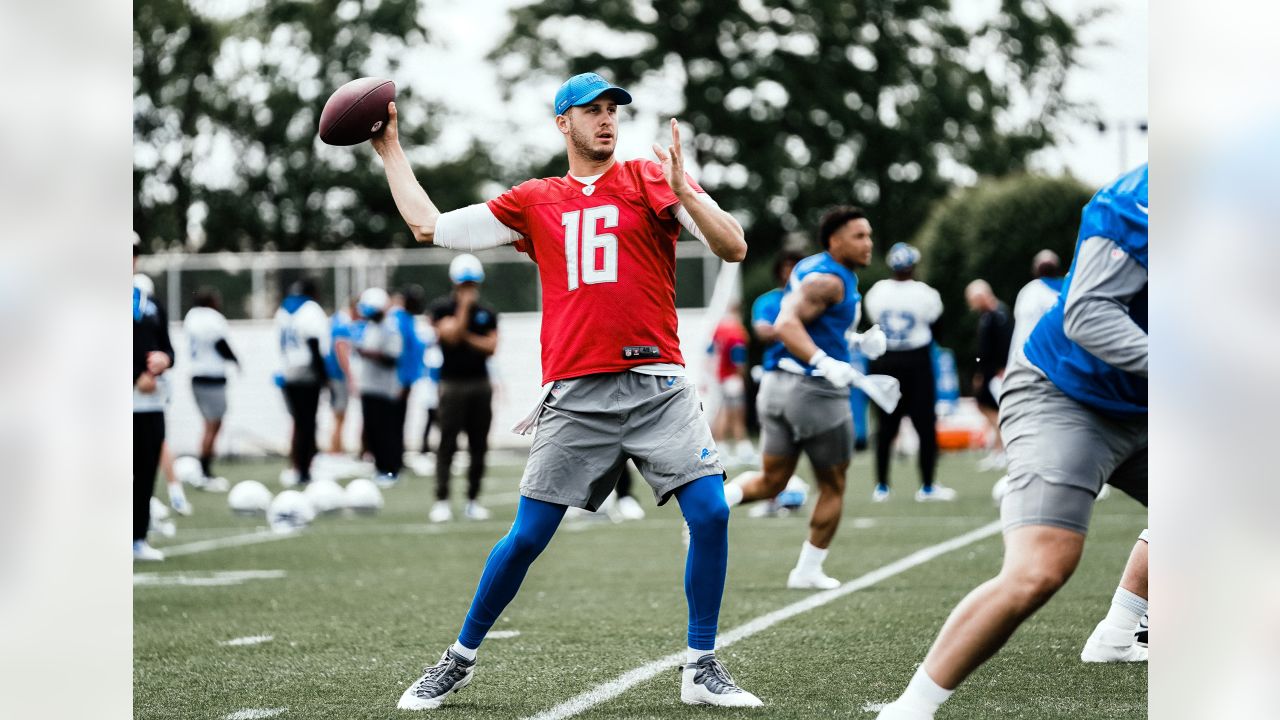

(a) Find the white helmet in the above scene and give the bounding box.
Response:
[776,475,809,510]
[344,478,384,514]
[228,480,273,515]
[303,477,345,515]
[278,467,300,488]
[358,286,390,317]
[449,254,485,284]
[173,456,205,485]
[267,489,316,533]
[133,273,155,297]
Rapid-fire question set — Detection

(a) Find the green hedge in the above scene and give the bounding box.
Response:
[912,174,1095,390]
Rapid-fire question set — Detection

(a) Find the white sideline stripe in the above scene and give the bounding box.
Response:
[487,630,522,639]
[520,520,1002,720]
[134,570,287,587]
[223,709,286,720]
[162,529,293,557]
[220,635,274,647]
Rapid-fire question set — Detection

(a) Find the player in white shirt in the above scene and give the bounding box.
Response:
[1007,249,1064,370]
[275,278,330,485]
[862,243,954,502]
[184,288,240,485]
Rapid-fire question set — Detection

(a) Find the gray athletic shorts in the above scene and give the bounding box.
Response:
[757,371,854,468]
[998,360,1147,534]
[329,378,349,414]
[521,372,724,511]
[192,380,227,421]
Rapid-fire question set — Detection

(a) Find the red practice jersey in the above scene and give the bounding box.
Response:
[487,159,703,384]
[711,319,748,382]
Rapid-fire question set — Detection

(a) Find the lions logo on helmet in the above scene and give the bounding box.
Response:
[267,490,316,533]
[449,254,485,285]
[886,242,922,272]
[228,480,274,516]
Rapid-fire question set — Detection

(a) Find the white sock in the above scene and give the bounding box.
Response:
[896,665,953,712]
[796,540,828,573]
[450,641,477,662]
[1103,587,1147,632]
[723,479,746,507]
[687,647,713,664]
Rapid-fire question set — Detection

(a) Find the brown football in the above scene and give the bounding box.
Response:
[318,77,396,146]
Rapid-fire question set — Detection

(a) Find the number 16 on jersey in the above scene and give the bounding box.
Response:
[562,205,619,290]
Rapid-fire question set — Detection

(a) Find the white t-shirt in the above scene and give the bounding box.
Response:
[183,306,231,379]
[275,299,330,382]
[863,279,944,352]
[1008,277,1062,368]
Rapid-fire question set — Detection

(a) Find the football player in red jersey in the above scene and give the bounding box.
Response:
[373,72,762,711]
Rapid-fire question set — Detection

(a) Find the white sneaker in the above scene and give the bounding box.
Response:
[872,483,891,502]
[429,501,453,523]
[463,501,491,521]
[747,500,779,518]
[875,700,935,719]
[279,468,300,488]
[1081,621,1149,662]
[167,482,193,516]
[915,485,958,502]
[615,495,646,521]
[787,566,841,590]
[375,473,400,489]
[680,653,763,707]
[202,476,230,493]
[397,648,476,710]
[133,540,165,562]
[1095,484,1112,501]
[150,496,171,521]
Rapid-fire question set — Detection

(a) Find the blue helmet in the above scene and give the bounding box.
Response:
[887,242,921,272]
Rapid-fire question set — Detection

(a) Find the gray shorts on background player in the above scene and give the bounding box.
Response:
[998,356,1147,534]
[191,379,227,421]
[328,378,349,414]
[521,372,724,511]
[756,371,853,468]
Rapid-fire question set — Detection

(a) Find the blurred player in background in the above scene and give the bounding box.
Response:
[863,243,951,502]
[392,285,427,466]
[1007,249,1064,370]
[183,288,239,485]
[964,279,1014,470]
[877,164,1148,720]
[326,296,359,455]
[373,72,761,709]
[133,272,195,513]
[418,325,442,455]
[428,255,498,523]
[708,305,754,464]
[275,278,329,486]
[355,287,404,486]
[133,238,175,561]
[724,207,889,589]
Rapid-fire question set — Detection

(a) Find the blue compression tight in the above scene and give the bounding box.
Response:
[455,475,730,652]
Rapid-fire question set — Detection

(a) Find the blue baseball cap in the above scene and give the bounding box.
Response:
[887,242,922,271]
[554,72,633,116]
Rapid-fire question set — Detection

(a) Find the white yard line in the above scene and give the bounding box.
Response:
[223,709,286,720]
[134,570,287,587]
[160,529,294,557]
[220,635,274,647]
[520,519,1003,720]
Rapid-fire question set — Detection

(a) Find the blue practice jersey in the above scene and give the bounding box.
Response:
[326,311,354,381]
[774,251,861,373]
[393,307,426,388]
[751,288,786,371]
[1024,164,1148,416]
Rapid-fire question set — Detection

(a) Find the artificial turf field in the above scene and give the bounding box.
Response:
[135,452,1148,720]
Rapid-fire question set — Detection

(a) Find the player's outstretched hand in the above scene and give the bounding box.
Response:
[370,101,399,156]
[652,118,691,197]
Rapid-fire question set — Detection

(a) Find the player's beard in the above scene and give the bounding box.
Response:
[569,121,614,163]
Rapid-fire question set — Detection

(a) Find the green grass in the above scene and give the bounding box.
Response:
[135,452,1147,719]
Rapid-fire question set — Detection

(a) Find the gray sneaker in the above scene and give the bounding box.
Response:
[680,653,763,707]
[396,648,476,710]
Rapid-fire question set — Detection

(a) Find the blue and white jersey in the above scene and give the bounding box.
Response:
[133,286,173,412]
[183,306,231,379]
[326,309,355,382]
[863,278,943,352]
[774,251,861,373]
[1023,163,1148,416]
[274,295,330,383]
[1008,275,1065,369]
[392,306,426,389]
[751,287,786,371]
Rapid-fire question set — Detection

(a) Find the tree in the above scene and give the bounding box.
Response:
[911,172,1094,385]
[134,0,497,252]
[492,0,1094,286]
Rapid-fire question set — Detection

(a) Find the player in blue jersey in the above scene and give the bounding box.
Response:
[877,165,1149,719]
[326,297,358,456]
[725,207,892,589]
[749,250,804,372]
